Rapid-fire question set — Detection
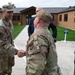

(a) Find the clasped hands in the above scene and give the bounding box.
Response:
[17,50,25,57]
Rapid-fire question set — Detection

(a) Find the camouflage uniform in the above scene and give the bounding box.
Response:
[26,27,62,75]
[0,18,17,75]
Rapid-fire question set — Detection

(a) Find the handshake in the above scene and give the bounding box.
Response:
[17,50,26,57]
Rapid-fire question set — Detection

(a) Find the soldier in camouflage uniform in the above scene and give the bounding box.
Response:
[0,3,25,75]
[26,9,62,75]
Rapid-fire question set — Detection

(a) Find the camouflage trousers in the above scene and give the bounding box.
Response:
[26,65,43,75]
[41,65,62,75]
[0,61,12,75]
[26,70,42,75]
[0,56,14,75]
[26,65,62,75]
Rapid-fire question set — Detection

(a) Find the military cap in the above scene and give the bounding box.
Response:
[36,9,53,24]
[2,4,14,11]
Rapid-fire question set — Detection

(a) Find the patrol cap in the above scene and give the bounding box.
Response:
[36,9,53,24]
[2,4,14,11]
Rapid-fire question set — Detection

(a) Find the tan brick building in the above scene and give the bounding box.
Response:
[0,6,75,30]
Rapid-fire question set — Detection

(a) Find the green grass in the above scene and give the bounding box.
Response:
[13,25,25,39]
[13,25,75,41]
[50,26,75,41]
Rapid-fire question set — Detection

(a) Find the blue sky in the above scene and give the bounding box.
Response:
[0,0,75,8]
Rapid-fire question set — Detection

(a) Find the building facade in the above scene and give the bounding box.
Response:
[0,6,75,30]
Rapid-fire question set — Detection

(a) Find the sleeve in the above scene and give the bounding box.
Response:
[27,35,48,59]
[0,26,18,55]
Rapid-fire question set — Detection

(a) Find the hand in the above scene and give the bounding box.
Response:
[17,50,25,57]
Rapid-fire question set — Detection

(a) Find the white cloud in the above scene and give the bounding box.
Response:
[0,0,75,7]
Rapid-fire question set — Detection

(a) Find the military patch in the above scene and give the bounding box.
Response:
[33,35,41,50]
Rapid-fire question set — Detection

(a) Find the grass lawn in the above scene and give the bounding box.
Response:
[13,25,75,41]
[13,25,25,39]
[50,26,75,41]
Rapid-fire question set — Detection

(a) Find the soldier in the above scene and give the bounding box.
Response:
[0,3,25,75]
[28,7,57,42]
[25,9,62,75]
[28,7,42,37]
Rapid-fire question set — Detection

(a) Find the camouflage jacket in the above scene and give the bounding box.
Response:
[0,18,17,72]
[26,27,57,74]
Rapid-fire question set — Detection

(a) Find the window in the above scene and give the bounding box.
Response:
[59,15,62,21]
[13,15,20,21]
[17,16,20,21]
[13,16,16,20]
[64,14,68,21]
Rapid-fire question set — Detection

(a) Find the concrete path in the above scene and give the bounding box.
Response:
[56,41,74,75]
[11,25,74,75]
[12,25,28,75]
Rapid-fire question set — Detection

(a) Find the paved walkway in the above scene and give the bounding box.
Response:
[11,25,74,75]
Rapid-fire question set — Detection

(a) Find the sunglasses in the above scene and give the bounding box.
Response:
[7,11,13,13]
